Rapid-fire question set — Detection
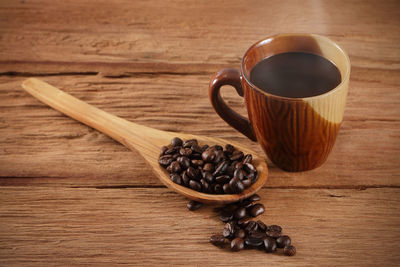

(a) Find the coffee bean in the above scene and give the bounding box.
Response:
[215,175,230,184]
[165,147,177,155]
[200,179,210,192]
[247,171,258,183]
[203,172,214,184]
[249,203,265,217]
[203,163,214,172]
[191,159,204,167]
[276,235,291,248]
[266,230,281,239]
[214,145,223,151]
[214,150,225,163]
[191,144,203,154]
[231,238,244,251]
[230,151,244,161]
[182,172,190,186]
[234,161,243,169]
[225,144,235,154]
[182,139,198,148]
[158,155,173,167]
[245,221,258,233]
[170,173,182,185]
[233,169,245,180]
[213,160,228,176]
[283,245,296,256]
[187,200,203,211]
[210,234,227,247]
[244,162,256,172]
[202,148,216,162]
[248,194,261,202]
[245,232,265,247]
[242,179,252,188]
[179,147,192,156]
[187,167,200,180]
[223,183,233,194]
[213,184,223,194]
[234,207,247,220]
[201,144,209,151]
[235,229,246,239]
[243,154,253,164]
[189,180,201,191]
[263,237,277,252]
[268,225,282,233]
[177,156,190,169]
[256,220,267,231]
[223,222,236,238]
[167,161,181,173]
[226,165,235,176]
[229,177,245,194]
[160,146,168,156]
[171,137,183,147]
[237,218,251,228]
[220,210,234,222]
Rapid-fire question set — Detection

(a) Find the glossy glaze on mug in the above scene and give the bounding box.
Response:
[241,34,350,171]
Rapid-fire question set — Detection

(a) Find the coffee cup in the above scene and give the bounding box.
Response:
[209,33,350,172]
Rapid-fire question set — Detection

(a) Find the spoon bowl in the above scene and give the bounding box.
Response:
[22,78,268,204]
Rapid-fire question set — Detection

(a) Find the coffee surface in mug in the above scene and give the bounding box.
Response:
[249,52,341,98]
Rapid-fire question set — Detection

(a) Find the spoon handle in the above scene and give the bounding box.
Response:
[22,78,168,153]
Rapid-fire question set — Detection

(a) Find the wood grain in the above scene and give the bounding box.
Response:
[0,75,399,188]
[0,187,399,266]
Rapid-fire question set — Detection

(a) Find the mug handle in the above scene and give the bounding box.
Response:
[209,68,257,141]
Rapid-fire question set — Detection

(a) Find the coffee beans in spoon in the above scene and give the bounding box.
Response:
[159,137,258,194]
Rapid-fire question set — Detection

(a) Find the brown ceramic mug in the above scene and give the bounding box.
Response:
[209,33,350,172]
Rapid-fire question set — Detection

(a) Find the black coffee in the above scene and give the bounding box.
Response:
[250,52,341,98]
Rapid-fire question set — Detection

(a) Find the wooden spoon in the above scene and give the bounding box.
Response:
[22,78,268,204]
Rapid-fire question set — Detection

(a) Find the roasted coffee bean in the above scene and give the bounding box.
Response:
[158,155,173,167]
[170,173,182,184]
[245,221,258,233]
[201,144,209,151]
[182,172,190,186]
[203,172,214,184]
[234,207,247,220]
[234,161,243,169]
[263,237,277,253]
[237,218,251,228]
[172,153,179,160]
[229,177,245,194]
[226,165,235,176]
[243,154,253,164]
[225,144,235,154]
[248,194,261,202]
[182,139,198,148]
[160,146,168,156]
[213,184,223,194]
[200,179,210,192]
[214,145,223,151]
[167,161,181,173]
[191,159,204,166]
[187,167,200,180]
[245,232,265,247]
[244,162,256,172]
[213,160,228,176]
[179,147,192,156]
[235,229,246,239]
[266,230,281,239]
[165,147,177,155]
[239,198,255,209]
[223,222,236,238]
[231,238,244,251]
[189,180,202,191]
[202,148,216,162]
[187,200,203,211]
[242,179,252,188]
[283,245,296,256]
[247,171,258,183]
[171,137,183,147]
[220,210,234,222]
[203,163,214,172]
[214,150,225,163]
[249,203,265,217]
[223,183,233,194]
[191,144,203,154]
[215,175,230,184]
[210,234,227,247]
[230,151,244,161]
[268,225,282,233]
[256,220,267,232]
[233,169,245,180]
[177,156,191,169]
[276,235,291,248]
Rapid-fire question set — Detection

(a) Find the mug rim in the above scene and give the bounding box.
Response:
[240,33,351,101]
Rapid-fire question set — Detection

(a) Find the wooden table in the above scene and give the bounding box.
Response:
[1,0,399,265]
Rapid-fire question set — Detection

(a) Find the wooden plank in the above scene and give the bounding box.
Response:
[0,187,399,266]
[0,75,399,188]
[0,0,399,75]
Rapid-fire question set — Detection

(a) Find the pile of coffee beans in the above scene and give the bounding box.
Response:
[158,137,258,194]
[208,194,296,256]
